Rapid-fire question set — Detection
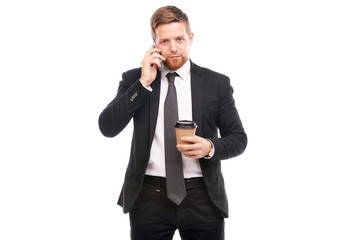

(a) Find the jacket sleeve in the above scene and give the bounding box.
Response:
[208,76,247,162]
[98,69,150,137]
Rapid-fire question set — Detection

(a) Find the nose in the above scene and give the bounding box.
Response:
[169,40,178,53]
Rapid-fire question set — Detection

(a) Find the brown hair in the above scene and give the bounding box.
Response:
[150,6,191,41]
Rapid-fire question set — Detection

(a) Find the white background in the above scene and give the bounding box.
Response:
[1,0,359,239]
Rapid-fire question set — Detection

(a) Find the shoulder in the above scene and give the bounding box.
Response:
[119,67,144,88]
[191,61,233,95]
[191,61,229,82]
[122,67,142,79]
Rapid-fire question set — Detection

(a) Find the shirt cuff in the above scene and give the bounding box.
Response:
[140,79,153,92]
[204,139,215,159]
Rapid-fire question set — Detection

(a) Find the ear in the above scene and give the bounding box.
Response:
[189,32,194,45]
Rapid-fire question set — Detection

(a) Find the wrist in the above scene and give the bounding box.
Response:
[139,79,153,91]
[139,78,150,87]
[205,139,214,158]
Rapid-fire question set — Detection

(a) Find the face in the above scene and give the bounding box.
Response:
[154,22,194,71]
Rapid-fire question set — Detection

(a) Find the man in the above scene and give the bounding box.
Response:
[99,6,247,240]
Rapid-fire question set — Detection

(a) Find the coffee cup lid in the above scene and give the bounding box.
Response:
[175,120,197,129]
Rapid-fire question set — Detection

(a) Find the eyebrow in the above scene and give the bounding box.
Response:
[159,35,185,42]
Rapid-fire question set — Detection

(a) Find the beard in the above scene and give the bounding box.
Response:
[163,56,188,71]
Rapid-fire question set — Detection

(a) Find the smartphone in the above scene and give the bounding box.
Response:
[151,42,162,69]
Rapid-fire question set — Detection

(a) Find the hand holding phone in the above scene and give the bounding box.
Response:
[151,44,162,67]
[140,45,165,87]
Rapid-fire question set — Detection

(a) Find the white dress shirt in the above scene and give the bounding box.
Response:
[144,60,203,178]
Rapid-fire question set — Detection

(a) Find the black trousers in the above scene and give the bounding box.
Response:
[129,176,225,240]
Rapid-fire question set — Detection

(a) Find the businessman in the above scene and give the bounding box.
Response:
[98,5,247,240]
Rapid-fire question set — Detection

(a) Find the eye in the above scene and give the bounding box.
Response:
[177,38,184,42]
[161,40,167,44]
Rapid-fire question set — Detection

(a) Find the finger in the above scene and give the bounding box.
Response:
[146,54,165,69]
[148,59,161,69]
[183,152,201,158]
[180,136,199,144]
[177,144,195,151]
[183,153,193,158]
[149,53,166,62]
[145,46,162,57]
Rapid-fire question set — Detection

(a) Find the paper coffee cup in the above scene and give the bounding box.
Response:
[175,120,197,144]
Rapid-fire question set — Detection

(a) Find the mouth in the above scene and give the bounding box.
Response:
[169,55,181,59]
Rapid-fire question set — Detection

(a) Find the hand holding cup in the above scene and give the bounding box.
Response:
[175,120,212,159]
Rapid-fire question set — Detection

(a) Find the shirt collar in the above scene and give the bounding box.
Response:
[161,59,191,81]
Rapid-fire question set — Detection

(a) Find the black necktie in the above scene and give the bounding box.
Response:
[164,72,186,205]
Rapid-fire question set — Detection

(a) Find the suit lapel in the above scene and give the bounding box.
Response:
[149,71,161,145]
[190,62,204,136]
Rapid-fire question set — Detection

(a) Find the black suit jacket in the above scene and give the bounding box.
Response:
[98,61,247,217]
